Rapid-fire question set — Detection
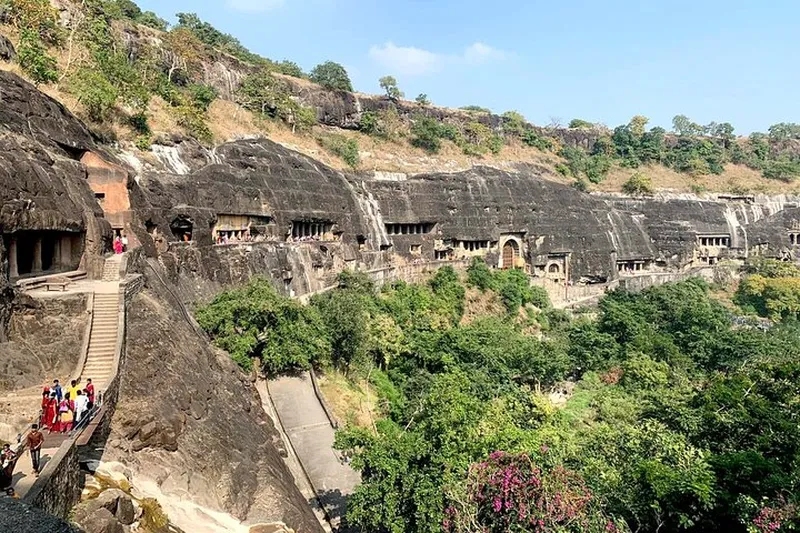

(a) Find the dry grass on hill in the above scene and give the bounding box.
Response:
[316,370,380,431]
[461,287,506,325]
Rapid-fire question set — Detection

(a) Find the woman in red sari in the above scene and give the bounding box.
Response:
[43,393,58,432]
[113,236,123,255]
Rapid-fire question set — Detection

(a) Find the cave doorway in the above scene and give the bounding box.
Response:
[502,240,520,269]
[16,237,35,276]
[170,216,194,242]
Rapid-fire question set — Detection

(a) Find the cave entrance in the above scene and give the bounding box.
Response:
[502,240,520,269]
[4,230,84,279]
[170,216,194,242]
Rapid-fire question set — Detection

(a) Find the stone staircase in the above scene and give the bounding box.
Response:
[81,291,120,390]
[101,254,123,282]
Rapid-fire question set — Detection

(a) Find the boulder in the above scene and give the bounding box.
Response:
[0,34,14,61]
[78,508,125,533]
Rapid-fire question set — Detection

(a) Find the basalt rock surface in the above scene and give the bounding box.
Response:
[105,276,322,532]
[0,497,82,533]
[0,33,15,61]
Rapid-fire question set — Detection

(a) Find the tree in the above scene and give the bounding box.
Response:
[275,60,305,78]
[165,27,205,83]
[309,61,353,92]
[628,115,649,137]
[570,118,595,129]
[415,93,430,106]
[622,172,653,196]
[501,111,527,137]
[69,68,118,121]
[16,28,58,85]
[672,114,703,136]
[379,75,404,101]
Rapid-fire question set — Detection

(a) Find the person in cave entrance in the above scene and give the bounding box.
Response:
[114,236,124,254]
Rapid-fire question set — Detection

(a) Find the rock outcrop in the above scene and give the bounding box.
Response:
[105,274,323,532]
[0,33,15,61]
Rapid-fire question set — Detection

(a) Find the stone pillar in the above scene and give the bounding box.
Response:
[8,238,18,278]
[53,236,62,269]
[33,236,43,273]
[61,236,72,269]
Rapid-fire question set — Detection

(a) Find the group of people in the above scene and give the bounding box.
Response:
[40,378,95,434]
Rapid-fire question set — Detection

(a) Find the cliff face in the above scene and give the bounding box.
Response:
[106,272,323,531]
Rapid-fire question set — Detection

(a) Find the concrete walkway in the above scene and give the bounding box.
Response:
[268,372,360,530]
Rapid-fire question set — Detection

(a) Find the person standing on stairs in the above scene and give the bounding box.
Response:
[114,236,123,255]
[25,425,44,477]
[85,379,95,409]
[74,390,89,423]
[52,379,63,402]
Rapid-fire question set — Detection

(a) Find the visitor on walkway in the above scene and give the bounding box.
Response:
[85,379,95,409]
[74,390,89,423]
[114,236,123,254]
[0,444,16,490]
[41,392,58,431]
[122,234,128,252]
[67,379,80,401]
[26,425,44,477]
[52,379,63,401]
[58,398,73,433]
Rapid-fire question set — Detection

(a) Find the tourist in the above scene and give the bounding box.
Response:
[42,392,58,432]
[52,379,63,401]
[67,379,80,401]
[0,444,16,490]
[74,390,89,423]
[26,425,44,477]
[85,378,95,409]
[114,236,123,254]
[121,234,128,252]
[58,398,73,433]
[4,488,19,499]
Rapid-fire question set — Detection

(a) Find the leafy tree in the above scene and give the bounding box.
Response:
[196,278,331,373]
[379,75,404,101]
[521,130,555,151]
[672,114,703,136]
[187,83,218,111]
[570,118,596,129]
[411,115,445,153]
[137,10,168,31]
[275,60,305,78]
[309,61,353,91]
[165,27,205,83]
[628,115,649,137]
[16,28,58,85]
[768,122,800,142]
[69,68,118,121]
[761,159,800,182]
[415,93,430,106]
[501,110,527,137]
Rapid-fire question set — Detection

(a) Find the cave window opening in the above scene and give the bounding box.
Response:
[357,235,367,251]
[548,263,561,274]
[790,233,798,246]
[410,244,422,255]
[435,250,450,261]
[291,220,333,241]
[145,220,158,235]
[460,240,490,252]
[95,192,106,204]
[385,223,434,236]
[170,217,194,242]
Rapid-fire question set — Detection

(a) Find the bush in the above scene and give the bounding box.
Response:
[501,110,527,137]
[187,83,218,111]
[411,116,445,153]
[521,129,554,151]
[69,68,117,121]
[318,134,360,169]
[310,61,353,91]
[460,105,491,113]
[569,118,595,129]
[762,159,800,182]
[275,60,305,78]
[379,75,403,101]
[17,29,58,85]
[622,172,654,196]
[415,93,430,106]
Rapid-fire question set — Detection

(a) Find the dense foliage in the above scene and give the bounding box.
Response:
[309,61,353,92]
[198,260,800,532]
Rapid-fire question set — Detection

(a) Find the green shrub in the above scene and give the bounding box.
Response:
[69,68,117,121]
[521,129,554,151]
[762,159,800,182]
[411,116,444,153]
[569,118,595,129]
[415,93,430,106]
[622,172,654,196]
[17,29,58,85]
[310,61,353,91]
[187,83,219,111]
[318,134,360,169]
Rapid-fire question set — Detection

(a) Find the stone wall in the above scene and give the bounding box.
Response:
[0,497,81,533]
[23,434,82,519]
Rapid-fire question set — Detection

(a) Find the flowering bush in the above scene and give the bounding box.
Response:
[445,451,624,533]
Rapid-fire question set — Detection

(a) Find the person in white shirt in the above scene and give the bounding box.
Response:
[74,390,90,423]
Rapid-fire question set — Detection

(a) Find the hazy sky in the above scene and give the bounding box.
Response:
[133,0,799,134]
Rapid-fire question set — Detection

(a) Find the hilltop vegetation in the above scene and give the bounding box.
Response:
[199,262,800,533]
[1,0,799,192]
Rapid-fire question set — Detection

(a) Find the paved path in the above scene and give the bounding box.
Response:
[268,372,360,529]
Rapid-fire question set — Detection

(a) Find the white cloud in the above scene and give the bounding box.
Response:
[368,42,442,76]
[226,0,285,13]
[463,42,506,64]
[368,41,508,76]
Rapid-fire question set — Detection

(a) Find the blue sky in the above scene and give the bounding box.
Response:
[134,0,799,134]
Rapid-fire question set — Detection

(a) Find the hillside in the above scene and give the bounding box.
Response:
[1,0,799,194]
